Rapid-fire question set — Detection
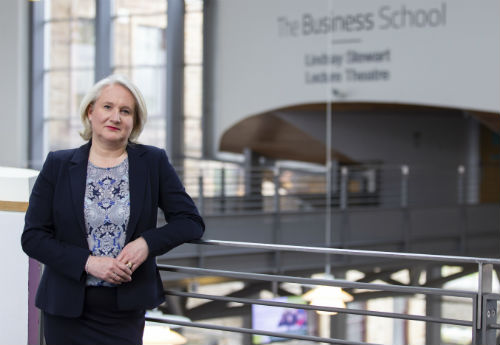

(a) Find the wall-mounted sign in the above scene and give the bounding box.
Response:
[209,0,500,154]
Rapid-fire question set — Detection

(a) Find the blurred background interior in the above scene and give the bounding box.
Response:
[2,0,500,344]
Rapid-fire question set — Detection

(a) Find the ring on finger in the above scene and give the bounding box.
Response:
[126,262,133,269]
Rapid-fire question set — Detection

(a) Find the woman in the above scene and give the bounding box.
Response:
[21,74,205,344]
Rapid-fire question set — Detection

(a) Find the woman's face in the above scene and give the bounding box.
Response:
[88,83,135,147]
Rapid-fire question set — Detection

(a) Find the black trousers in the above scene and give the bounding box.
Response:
[44,287,145,345]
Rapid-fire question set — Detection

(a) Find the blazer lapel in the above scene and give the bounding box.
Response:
[69,142,91,238]
[126,143,147,242]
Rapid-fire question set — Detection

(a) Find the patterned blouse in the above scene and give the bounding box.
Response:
[84,158,130,286]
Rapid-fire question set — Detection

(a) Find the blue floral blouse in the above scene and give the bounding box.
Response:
[84,158,130,286]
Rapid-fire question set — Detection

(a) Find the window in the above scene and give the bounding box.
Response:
[43,0,95,154]
[112,0,167,148]
[184,0,204,158]
[36,0,170,162]
[33,0,204,170]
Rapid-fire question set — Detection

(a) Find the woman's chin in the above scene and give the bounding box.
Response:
[94,134,128,146]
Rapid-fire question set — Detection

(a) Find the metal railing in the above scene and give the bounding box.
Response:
[148,239,500,345]
[176,162,498,216]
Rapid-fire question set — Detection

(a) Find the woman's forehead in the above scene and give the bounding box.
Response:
[97,84,135,106]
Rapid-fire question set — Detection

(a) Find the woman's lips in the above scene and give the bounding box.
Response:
[105,126,120,131]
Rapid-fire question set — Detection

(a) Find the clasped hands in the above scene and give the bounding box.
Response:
[85,237,149,284]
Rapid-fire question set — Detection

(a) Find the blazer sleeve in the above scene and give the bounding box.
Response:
[141,149,205,257]
[21,152,90,282]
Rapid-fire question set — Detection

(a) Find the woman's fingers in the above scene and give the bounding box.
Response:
[116,237,149,271]
[87,256,132,283]
[114,262,133,281]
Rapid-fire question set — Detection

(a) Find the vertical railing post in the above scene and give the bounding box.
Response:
[457,165,466,205]
[457,165,467,254]
[400,165,409,208]
[273,166,281,214]
[198,171,204,216]
[272,166,282,291]
[197,171,205,268]
[220,167,226,213]
[401,165,411,251]
[340,166,348,210]
[339,167,348,251]
[475,263,496,344]
[325,162,333,275]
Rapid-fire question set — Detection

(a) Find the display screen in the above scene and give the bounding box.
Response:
[252,296,308,344]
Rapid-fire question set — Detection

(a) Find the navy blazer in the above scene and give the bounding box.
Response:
[22,142,204,317]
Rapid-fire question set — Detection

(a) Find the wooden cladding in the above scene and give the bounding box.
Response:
[0,201,29,212]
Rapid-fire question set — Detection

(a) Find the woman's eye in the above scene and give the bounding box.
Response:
[121,109,130,114]
[103,105,111,110]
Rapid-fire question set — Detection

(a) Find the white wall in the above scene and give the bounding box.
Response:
[209,0,500,156]
[0,167,39,345]
[0,0,29,168]
[278,109,467,166]
[1,210,30,345]
[279,109,468,206]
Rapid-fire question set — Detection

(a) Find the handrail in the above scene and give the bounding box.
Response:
[158,264,476,298]
[145,316,379,345]
[151,239,500,344]
[194,239,500,266]
[163,289,473,326]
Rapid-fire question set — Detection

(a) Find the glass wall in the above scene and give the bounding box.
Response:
[43,0,95,152]
[40,0,205,161]
[184,0,204,158]
[112,0,167,148]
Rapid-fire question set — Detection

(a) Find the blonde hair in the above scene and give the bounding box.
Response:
[79,74,148,142]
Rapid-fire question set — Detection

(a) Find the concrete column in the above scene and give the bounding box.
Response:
[2,0,29,168]
[330,306,347,340]
[464,115,480,204]
[425,266,442,344]
[243,148,263,211]
[95,0,112,82]
[166,0,185,166]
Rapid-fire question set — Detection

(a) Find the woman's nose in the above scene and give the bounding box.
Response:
[111,110,121,123]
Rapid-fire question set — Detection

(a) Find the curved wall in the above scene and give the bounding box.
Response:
[207,0,500,156]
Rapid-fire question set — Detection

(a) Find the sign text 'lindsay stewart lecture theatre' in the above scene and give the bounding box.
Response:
[277,3,447,85]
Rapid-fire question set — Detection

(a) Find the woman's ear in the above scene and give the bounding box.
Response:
[87,104,94,121]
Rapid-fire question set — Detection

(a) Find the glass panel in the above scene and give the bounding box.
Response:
[183,2,204,161]
[46,20,94,69]
[139,117,166,149]
[185,0,203,12]
[46,22,70,69]
[114,0,167,16]
[48,0,72,20]
[184,10,203,64]
[72,0,95,18]
[113,66,166,148]
[134,24,166,65]
[113,15,166,67]
[113,67,166,117]
[133,67,166,117]
[46,118,87,152]
[49,0,95,19]
[46,70,70,119]
[42,0,96,158]
[184,65,202,117]
[46,70,94,118]
[72,20,95,68]
[111,1,167,151]
[45,70,93,151]
[184,117,202,157]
